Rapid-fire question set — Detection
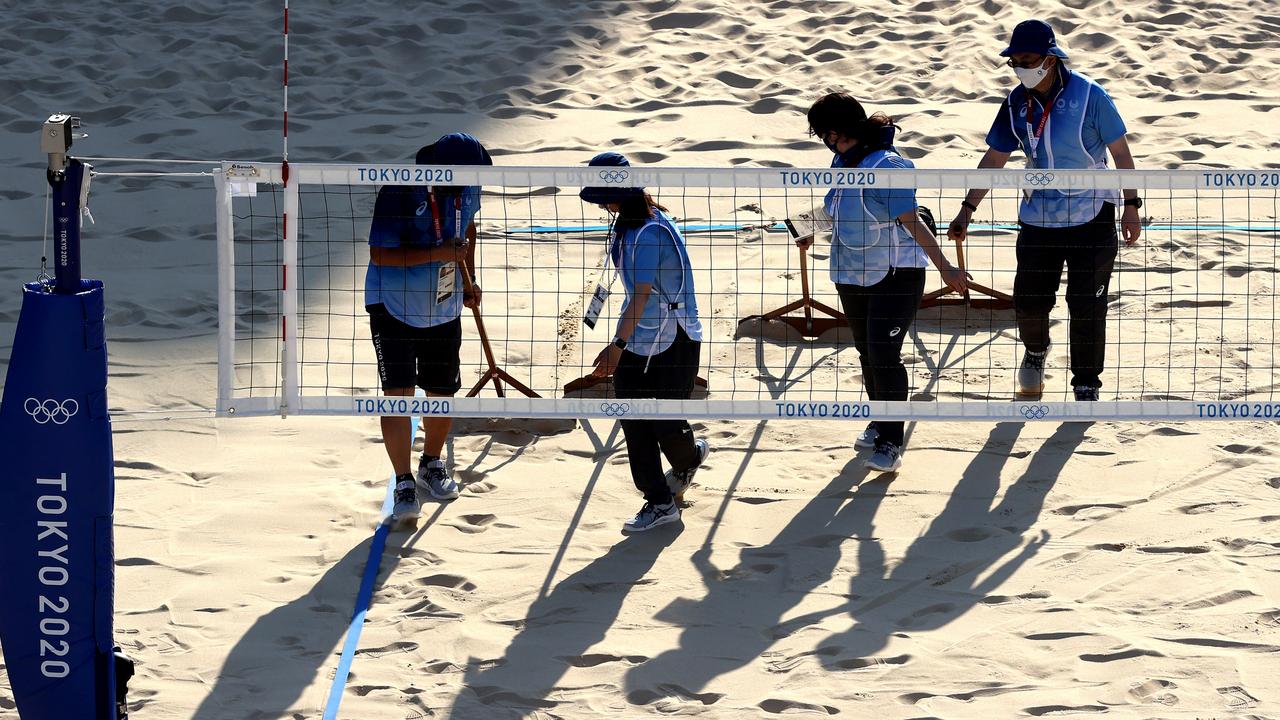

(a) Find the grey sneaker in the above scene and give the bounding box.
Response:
[623,501,681,533]
[390,475,421,522]
[665,439,710,498]
[1074,385,1099,401]
[864,442,903,473]
[417,458,460,500]
[854,422,878,449]
[1017,350,1047,396]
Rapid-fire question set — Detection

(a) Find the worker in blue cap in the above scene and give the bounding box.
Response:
[366,132,492,521]
[580,151,709,533]
[948,19,1144,402]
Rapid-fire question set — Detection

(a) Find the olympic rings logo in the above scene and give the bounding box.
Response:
[1024,172,1056,186]
[1019,404,1050,420]
[598,169,630,184]
[601,402,631,417]
[25,398,79,425]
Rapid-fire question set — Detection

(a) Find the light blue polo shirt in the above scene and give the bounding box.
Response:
[611,210,703,357]
[986,67,1128,227]
[365,185,480,327]
[824,148,928,287]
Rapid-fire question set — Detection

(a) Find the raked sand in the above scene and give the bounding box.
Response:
[1,1,1279,718]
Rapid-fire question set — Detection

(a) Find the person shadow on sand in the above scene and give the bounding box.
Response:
[446,529,680,719]
[621,422,1087,708]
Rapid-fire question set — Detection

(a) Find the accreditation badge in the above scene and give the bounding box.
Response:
[584,283,610,329]
[436,263,457,305]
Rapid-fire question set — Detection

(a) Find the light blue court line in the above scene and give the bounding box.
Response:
[509,222,1279,235]
[322,413,420,720]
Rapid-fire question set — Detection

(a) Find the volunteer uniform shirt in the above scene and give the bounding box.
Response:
[612,209,703,357]
[824,148,928,287]
[986,67,1127,227]
[365,185,480,327]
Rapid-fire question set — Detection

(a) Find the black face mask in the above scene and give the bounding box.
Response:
[823,139,840,154]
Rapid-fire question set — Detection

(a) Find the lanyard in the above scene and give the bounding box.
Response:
[1024,84,1063,161]
[425,189,465,245]
[426,188,444,243]
[601,222,620,290]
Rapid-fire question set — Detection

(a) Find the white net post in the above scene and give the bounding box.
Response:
[214,169,235,415]
[281,176,300,417]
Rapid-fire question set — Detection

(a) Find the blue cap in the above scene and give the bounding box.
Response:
[416,132,493,165]
[1000,19,1069,59]
[580,151,643,206]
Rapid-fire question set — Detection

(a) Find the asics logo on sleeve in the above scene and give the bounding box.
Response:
[888,326,901,337]
[416,201,429,216]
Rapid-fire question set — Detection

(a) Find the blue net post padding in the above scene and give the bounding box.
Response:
[0,277,117,717]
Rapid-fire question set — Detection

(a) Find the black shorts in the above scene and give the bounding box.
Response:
[368,304,462,395]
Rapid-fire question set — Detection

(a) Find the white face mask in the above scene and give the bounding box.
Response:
[1013,59,1050,89]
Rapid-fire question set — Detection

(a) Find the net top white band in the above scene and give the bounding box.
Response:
[219,396,1280,422]
[222,162,1280,191]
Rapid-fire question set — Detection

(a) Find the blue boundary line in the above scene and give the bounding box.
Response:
[321,414,419,720]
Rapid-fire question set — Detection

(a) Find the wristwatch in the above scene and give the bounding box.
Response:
[1123,197,1143,209]
[612,337,628,350]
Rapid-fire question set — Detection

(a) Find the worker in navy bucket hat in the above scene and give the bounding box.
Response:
[580,151,709,534]
[948,18,1145,403]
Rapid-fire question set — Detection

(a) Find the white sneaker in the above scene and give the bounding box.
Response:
[623,501,681,533]
[1017,350,1047,396]
[864,443,902,473]
[390,475,421,522]
[417,458,460,500]
[854,422,878,449]
[665,439,710,498]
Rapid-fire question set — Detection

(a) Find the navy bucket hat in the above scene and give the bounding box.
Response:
[580,151,644,206]
[416,132,493,166]
[999,19,1069,59]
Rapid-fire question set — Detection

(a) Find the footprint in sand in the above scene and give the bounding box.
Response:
[1183,589,1258,609]
[1026,705,1107,716]
[1177,500,1243,514]
[946,526,998,542]
[1136,545,1210,554]
[556,653,648,668]
[446,513,497,534]
[1079,647,1163,663]
[1024,631,1094,641]
[830,653,911,670]
[758,699,839,715]
[627,684,724,707]
[354,640,418,658]
[414,573,477,591]
[1218,685,1259,710]
[1129,678,1178,705]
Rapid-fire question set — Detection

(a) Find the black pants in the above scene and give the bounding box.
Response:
[613,327,702,505]
[837,267,927,448]
[1014,203,1118,389]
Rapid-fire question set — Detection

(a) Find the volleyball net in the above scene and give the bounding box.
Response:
[215,163,1280,421]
